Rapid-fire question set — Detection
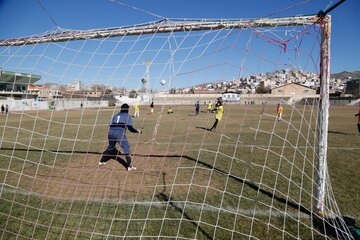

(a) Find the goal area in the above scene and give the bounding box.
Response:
[0,15,355,239]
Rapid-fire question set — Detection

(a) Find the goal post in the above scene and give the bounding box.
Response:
[0,16,321,46]
[315,15,331,214]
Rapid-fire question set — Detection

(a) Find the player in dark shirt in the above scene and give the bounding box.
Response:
[100,103,142,171]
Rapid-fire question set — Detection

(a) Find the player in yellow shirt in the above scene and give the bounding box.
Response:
[207,101,212,113]
[133,102,139,118]
[209,101,224,132]
[167,107,173,114]
[276,103,283,121]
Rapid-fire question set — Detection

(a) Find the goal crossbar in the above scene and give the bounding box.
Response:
[0,15,322,46]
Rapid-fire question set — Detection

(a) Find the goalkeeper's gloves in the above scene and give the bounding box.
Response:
[138,129,142,134]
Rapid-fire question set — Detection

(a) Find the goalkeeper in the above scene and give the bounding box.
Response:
[100,103,142,171]
[209,100,224,132]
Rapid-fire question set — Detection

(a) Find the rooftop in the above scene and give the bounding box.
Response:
[0,70,41,85]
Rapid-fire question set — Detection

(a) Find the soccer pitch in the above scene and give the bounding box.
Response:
[0,104,359,239]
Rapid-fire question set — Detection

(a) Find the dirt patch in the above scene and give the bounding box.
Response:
[6,148,216,202]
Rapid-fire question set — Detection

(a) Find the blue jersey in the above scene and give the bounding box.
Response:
[108,112,138,134]
[107,112,138,155]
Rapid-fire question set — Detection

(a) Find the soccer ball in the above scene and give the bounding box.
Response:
[160,79,166,85]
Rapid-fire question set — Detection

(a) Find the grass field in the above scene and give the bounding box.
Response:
[0,104,359,239]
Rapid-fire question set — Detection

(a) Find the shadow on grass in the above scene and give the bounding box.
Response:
[155,172,213,239]
[328,130,356,136]
[195,126,211,131]
[175,153,312,216]
[99,149,128,170]
[0,147,129,170]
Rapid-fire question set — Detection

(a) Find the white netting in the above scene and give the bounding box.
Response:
[0,17,355,239]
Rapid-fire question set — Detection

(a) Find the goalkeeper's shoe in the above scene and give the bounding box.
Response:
[98,161,107,166]
[128,166,137,171]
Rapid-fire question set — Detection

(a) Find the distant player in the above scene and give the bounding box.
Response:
[276,103,283,121]
[355,109,360,135]
[207,101,212,113]
[209,101,224,132]
[149,101,154,114]
[195,101,200,115]
[100,103,142,171]
[133,102,140,118]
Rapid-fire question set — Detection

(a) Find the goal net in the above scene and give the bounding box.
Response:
[0,16,355,239]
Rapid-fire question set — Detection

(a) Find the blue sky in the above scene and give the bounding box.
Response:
[0,0,359,90]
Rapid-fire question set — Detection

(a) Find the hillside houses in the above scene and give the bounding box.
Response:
[345,78,360,98]
[0,68,354,101]
[175,68,348,96]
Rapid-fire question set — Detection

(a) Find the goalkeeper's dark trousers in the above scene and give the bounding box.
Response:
[125,156,132,168]
[107,131,131,155]
[358,123,360,133]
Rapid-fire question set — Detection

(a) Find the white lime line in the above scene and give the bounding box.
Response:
[7,138,360,150]
[1,184,358,220]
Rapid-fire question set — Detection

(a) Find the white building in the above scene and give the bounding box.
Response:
[222,91,240,102]
[67,81,81,91]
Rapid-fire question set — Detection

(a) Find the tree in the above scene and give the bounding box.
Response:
[128,90,138,98]
[256,82,269,94]
[104,89,113,95]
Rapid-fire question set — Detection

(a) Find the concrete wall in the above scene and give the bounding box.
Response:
[153,93,221,105]
[52,99,108,110]
[0,98,108,112]
[301,97,359,106]
[152,93,319,105]
[0,99,48,112]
